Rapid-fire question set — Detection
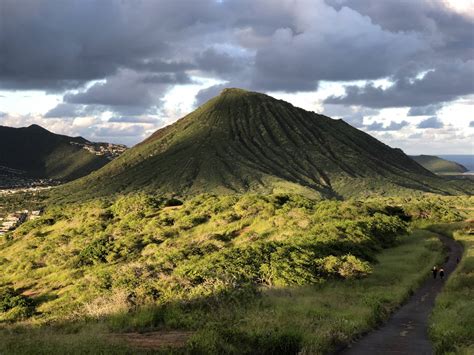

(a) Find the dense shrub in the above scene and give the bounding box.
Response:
[0,287,35,321]
[164,198,183,207]
[78,235,113,265]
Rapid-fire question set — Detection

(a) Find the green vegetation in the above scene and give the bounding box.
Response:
[0,124,111,181]
[184,230,442,354]
[0,227,443,354]
[0,287,35,322]
[411,155,469,175]
[0,193,471,353]
[429,222,474,354]
[56,89,473,202]
[1,193,415,322]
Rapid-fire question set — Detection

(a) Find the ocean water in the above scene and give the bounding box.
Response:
[439,155,474,173]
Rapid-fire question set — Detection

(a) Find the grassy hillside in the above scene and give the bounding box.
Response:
[0,194,469,322]
[1,191,471,354]
[57,89,472,201]
[0,124,111,181]
[0,229,443,354]
[0,194,471,353]
[428,222,474,354]
[410,155,469,174]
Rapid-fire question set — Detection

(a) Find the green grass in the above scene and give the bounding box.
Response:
[429,224,474,354]
[0,228,443,354]
[0,194,413,324]
[185,229,442,353]
[0,194,470,354]
[0,324,135,355]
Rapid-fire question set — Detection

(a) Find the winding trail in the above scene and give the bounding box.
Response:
[339,232,463,355]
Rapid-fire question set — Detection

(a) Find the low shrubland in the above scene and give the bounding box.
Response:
[0,193,471,353]
[0,228,443,354]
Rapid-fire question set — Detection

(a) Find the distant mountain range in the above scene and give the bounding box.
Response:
[59,88,472,200]
[0,124,126,187]
[438,155,474,172]
[410,155,469,174]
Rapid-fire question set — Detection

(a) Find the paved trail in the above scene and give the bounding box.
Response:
[339,232,463,355]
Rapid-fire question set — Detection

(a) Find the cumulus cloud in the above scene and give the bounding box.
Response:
[1,0,473,147]
[417,116,444,129]
[366,120,409,131]
[44,103,84,118]
[195,48,246,76]
[2,0,467,95]
[325,0,474,61]
[325,61,474,108]
[0,0,220,91]
[322,104,379,128]
[251,4,424,91]
[407,104,442,116]
[62,69,171,115]
[108,116,162,124]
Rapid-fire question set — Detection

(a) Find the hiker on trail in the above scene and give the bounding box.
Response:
[432,266,438,279]
[439,268,445,280]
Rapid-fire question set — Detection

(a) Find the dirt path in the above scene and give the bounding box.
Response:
[339,232,463,355]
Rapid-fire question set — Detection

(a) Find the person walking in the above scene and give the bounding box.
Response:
[432,266,438,279]
[439,268,445,280]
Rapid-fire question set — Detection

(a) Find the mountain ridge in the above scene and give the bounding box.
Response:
[410,155,469,174]
[58,88,472,199]
[0,124,126,186]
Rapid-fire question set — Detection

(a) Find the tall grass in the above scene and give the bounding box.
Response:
[429,225,474,354]
[0,229,442,354]
[186,229,442,353]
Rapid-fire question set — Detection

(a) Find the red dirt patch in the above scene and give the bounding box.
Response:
[21,290,39,297]
[236,226,251,236]
[113,331,194,350]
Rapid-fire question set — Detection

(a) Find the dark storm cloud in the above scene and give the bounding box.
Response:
[0,0,435,93]
[250,15,423,91]
[195,48,246,76]
[407,104,443,116]
[62,70,168,115]
[1,0,473,118]
[325,61,474,108]
[44,103,83,118]
[0,0,220,91]
[141,73,193,85]
[417,117,444,129]
[130,60,196,74]
[325,0,474,61]
[366,120,409,131]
